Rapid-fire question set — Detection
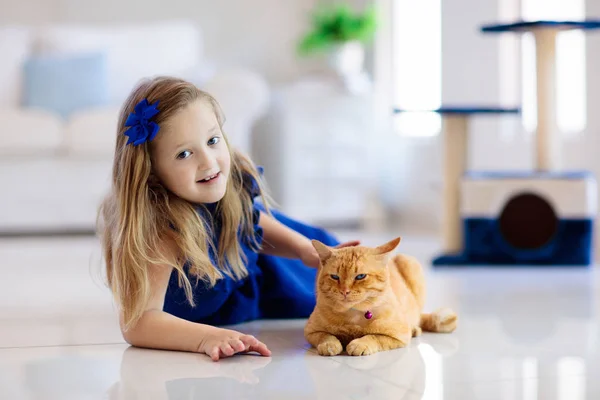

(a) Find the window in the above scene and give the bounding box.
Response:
[392,0,442,137]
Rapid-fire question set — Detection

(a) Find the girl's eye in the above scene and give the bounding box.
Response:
[208,136,220,146]
[355,274,367,281]
[330,275,340,281]
[177,150,192,160]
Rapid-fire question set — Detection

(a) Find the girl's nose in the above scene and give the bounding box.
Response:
[196,149,216,171]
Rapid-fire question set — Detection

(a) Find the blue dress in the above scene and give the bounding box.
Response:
[163,170,340,326]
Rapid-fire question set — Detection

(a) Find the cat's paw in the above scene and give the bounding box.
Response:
[412,326,422,337]
[347,338,378,356]
[317,339,343,356]
[435,308,458,333]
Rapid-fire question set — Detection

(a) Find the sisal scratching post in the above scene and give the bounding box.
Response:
[533,28,560,171]
[442,115,468,253]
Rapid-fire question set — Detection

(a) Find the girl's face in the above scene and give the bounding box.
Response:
[151,99,231,204]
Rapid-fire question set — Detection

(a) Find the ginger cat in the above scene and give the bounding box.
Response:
[304,237,457,357]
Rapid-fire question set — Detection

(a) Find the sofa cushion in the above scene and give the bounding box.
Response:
[0,109,63,156]
[0,26,33,107]
[35,20,203,104]
[64,106,119,157]
[0,158,112,231]
[22,52,109,119]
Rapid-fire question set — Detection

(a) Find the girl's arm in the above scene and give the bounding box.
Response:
[258,211,359,268]
[119,262,215,353]
[119,247,270,361]
[258,211,313,259]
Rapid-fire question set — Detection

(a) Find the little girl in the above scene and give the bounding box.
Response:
[98,76,358,361]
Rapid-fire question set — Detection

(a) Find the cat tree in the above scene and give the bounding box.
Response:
[398,20,600,266]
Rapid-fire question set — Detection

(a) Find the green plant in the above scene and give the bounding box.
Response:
[298,3,377,56]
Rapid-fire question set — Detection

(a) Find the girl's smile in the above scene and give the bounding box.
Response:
[197,172,221,184]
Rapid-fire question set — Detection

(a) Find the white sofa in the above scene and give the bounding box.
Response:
[0,21,269,234]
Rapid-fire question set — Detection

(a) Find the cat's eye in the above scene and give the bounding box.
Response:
[330,274,340,281]
[355,274,367,281]
[177,150,192,160]
[207,136,220,146]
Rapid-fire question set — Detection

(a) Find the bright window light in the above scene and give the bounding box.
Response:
[392,0,442,137]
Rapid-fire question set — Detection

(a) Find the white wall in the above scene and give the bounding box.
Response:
[0,0,324,85]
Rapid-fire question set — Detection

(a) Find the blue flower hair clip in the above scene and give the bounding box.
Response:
[124,99,160,146]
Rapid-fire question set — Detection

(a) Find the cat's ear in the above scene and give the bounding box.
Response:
[372,237,402,256]
[312,240,333,262]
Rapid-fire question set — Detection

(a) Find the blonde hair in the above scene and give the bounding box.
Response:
[98,76,270,330]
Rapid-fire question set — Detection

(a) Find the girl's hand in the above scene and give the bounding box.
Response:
[300,240,361,268]
[198,328,272,361]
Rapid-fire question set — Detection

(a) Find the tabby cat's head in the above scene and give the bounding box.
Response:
[312,237,401,309]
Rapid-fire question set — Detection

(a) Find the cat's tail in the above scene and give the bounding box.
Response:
[420,308,458,333]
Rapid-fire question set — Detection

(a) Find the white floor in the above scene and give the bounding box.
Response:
[1,232,599,399]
